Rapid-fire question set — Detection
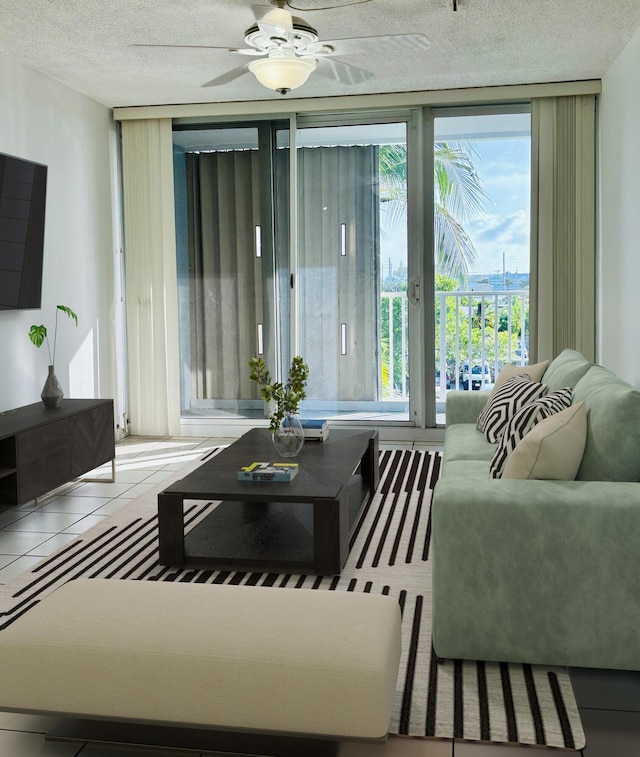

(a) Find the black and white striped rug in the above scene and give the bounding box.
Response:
[0,448,585,750]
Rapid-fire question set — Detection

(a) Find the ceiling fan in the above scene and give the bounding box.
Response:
[135,1,430,95]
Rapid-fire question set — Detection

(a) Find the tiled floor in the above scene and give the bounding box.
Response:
[0,436,637,756]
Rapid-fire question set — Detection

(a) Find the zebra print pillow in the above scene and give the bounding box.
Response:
[476,374,547,443]
[489,388,574,478]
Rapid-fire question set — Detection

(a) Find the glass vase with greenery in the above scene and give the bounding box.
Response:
[249,355,309,432]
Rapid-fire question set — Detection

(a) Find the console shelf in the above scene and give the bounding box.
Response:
[0,400,115,508]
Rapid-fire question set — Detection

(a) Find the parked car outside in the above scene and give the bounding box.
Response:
[459,361,492,390]
[436,369,451,390]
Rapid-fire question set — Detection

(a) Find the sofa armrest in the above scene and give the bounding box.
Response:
[445,390,489,426]
[432,475,640,669]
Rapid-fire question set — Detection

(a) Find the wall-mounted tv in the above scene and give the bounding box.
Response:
[0,152,47,310]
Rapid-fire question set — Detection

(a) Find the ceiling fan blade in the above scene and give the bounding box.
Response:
[132,43,239,51]
[313,57,374,86]
[132,43,264,56]
[322,33,430,57]
[202,64,251,88]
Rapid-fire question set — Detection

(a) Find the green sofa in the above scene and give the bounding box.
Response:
[432,349,640,670]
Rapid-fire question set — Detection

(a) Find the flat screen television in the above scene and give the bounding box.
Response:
[0,151,47,310]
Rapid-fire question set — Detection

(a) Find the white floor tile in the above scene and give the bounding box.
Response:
[0,510,30,529]
[62,514,108,534]
[4,512,88,534]
[39,497,112,514]
[142,470,181,484]
[70,482,136,498]
[0,555,18,570]
[103,470,154,484]
[0,555,44,583]
[112,460,169,473]
[91,500,131,516]
[26,533,79,556]
[113,482,156,499]
[0,529,58,555]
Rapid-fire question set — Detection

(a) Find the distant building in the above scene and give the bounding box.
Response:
[467,272,529,291]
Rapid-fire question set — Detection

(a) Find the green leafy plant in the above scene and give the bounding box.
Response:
[249,355,309,433]
[28,305,78,365]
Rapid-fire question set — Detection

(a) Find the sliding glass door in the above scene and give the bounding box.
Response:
[293,121,411,422]
[173,124,284,420]
[174,116,417,425]
[430,108,532,424]
[171,106,530,429]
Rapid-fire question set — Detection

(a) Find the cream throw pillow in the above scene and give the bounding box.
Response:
[502,402,587,480]
[489,387,573,478]
[490,359,550,398]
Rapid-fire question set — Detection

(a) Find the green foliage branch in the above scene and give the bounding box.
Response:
[249,355,309,433]
[28,305,78,366]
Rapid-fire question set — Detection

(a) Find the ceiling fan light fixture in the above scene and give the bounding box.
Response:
[248,56,316,94]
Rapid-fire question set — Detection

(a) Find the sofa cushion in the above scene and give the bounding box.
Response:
[440,458,495,481]
[490,359,550,396]
[489,388,573,478]
[542,349,592,392]
[502,402,587,480]
[443,424,496,464]
[476,375,547,443]
[573,365,640,481]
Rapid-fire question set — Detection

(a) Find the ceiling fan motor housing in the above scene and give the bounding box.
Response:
[244,16,319,51]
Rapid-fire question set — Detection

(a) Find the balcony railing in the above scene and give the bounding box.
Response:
[381,289,530,400]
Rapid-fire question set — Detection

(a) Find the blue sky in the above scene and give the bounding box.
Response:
[379,130,531,277]
[465,137,531,276]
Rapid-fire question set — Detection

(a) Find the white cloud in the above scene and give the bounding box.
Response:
[467,209,530,274]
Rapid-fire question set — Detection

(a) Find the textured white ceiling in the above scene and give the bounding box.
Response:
[1,0,638,108]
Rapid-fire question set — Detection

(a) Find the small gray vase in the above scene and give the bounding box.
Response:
[41,365,63,409]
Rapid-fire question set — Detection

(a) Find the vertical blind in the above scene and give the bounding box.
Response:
[186,144,380,406]
[296,145,380,402]
[120,118,180,436]
[187,150,263,401]
[530,95,596,363]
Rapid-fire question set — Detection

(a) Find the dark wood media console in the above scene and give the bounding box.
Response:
[0,399,115,508]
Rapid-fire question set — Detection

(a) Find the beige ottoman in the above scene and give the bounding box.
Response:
[0,579,401,753]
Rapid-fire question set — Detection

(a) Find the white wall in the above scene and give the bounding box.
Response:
[598,27,640,386]
[0,54,117,411]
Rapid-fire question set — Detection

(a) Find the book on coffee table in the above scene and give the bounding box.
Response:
[300,419,329,441]
[237,462,299,482]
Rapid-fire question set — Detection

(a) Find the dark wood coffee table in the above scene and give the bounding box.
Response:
[157,428,379,575]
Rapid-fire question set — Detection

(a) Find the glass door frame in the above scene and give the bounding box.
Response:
[291,109,424,427]
[423,102,532,427]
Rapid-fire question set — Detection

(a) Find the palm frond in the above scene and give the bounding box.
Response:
[378,140,488,281]
[434,204,478,282]
[434,142,490,222]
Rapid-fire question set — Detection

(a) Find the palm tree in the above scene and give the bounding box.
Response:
[379,141,490,283]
